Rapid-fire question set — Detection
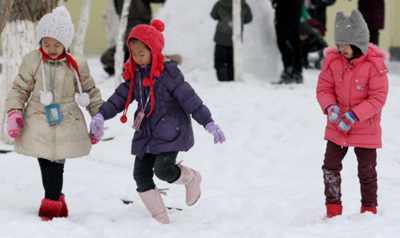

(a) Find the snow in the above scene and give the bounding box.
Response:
[1,1,400,237]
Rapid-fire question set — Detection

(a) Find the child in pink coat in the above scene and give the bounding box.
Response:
[316,9,389,218]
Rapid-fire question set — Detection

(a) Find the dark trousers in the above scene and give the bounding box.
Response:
[370,30,379,46]
[214,44,234,82]
[38,158,65,201]
[274,7,302,75]
[133,152,181,192]
[322,141,378,207]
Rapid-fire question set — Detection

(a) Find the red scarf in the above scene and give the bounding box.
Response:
[39,48,82,84]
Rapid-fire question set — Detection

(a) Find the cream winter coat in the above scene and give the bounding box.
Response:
[6,49,103,161]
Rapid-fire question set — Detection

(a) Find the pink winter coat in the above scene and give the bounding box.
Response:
[316,44,389,148]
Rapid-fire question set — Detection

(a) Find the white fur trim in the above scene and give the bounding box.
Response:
[40,90,53,106]
[77,93,90,107]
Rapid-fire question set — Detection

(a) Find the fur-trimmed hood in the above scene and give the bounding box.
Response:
[322,43,389,73]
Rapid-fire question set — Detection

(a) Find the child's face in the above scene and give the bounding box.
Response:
[338,44,354,59]
[41,37,65,59]
[130,40,152,69]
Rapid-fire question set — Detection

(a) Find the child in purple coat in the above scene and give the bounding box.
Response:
[90,20,225,224]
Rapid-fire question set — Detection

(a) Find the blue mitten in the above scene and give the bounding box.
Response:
[337,112,357,131]
[327,105,340,123]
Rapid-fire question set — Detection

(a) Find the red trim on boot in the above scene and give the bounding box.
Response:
[361,206,377,214]
[60,194,69,217]
[38,199,63,221]
[326,204,343,218]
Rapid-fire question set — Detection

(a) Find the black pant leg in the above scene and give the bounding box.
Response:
[38,158,64,201]
[133,154,156,192]
[153,151,180,183]
[214,44,233,81]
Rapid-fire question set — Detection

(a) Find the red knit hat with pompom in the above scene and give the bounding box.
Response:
[120,19,165,123]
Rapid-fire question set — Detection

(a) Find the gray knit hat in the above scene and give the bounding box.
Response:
[36,6,74,50]
[334,9,369,54]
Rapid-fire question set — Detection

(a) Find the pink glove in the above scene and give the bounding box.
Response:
[327,105,340,123]
[90,113,104,144]
[7,110,24,138]
[205,122,226,144]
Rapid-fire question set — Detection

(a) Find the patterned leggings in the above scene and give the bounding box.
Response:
[133,151,181,192]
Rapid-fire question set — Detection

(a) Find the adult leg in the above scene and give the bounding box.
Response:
[354,147,378,208]
[214,44,230,82]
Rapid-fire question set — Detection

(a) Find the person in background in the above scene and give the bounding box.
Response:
[101,0,165,76]
[210,0,253,82]
[316,9,389,218]
[271,0,304,84]
[358,0,384,46]
[4,7,103,221]
[90,20,226,224]
[304,0,336,30]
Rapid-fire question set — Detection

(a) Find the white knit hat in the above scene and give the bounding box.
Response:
[36,6,74,50]
[334,9,370,54]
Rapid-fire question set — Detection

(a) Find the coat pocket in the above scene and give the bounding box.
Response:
[153,116,180,142]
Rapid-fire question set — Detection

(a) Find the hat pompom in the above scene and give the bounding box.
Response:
[143,77,152,87]
[53,6,71,19]
[40,90,53,106]
[157,63,164,72]
[151,20,165,32]
[77,93,90,107]
[120,115,127,123]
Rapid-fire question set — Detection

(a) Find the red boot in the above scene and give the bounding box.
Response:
[59,194,69,217]
[326,204,343,218]
[38,199,63,221]
[361,206,377,214]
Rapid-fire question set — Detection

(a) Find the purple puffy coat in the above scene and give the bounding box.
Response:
[99,62,213,157]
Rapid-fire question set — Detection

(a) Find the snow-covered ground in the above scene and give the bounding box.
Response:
[1,1,400,237]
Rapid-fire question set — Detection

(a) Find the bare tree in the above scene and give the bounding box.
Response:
[232,0,243,82]
[114,0,132,88]
[74,0,93,53]
[0,0,59,143]
[0,0,14,35]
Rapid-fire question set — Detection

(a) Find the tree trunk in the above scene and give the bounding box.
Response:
[114,0,132,88]
[0,0,58,144]
[74,0,93,53]
[232,0,243,82]
[0,0,14,35]
[103,0,120,48]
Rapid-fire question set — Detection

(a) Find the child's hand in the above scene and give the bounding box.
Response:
[90,113,104,144]
[205,122,226,144]
[6,110,24,138]
[327,105,340,123]
[337,112,357,131]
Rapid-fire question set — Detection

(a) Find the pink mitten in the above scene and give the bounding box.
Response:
[7,110,24,138]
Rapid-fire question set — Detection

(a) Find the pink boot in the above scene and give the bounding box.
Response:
[59,194,69,217]
[138,187,170,224]
[38,199,63,221]
[326,204,343,218]
[361,206,377,214]
[173,164,202,206]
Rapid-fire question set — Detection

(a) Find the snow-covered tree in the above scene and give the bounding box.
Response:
[232,0,243,82]
[103,0,120,48]
[74,0,93,53]
[0,0,14,35]
[0,0,59,143]
[114,0,132,88]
